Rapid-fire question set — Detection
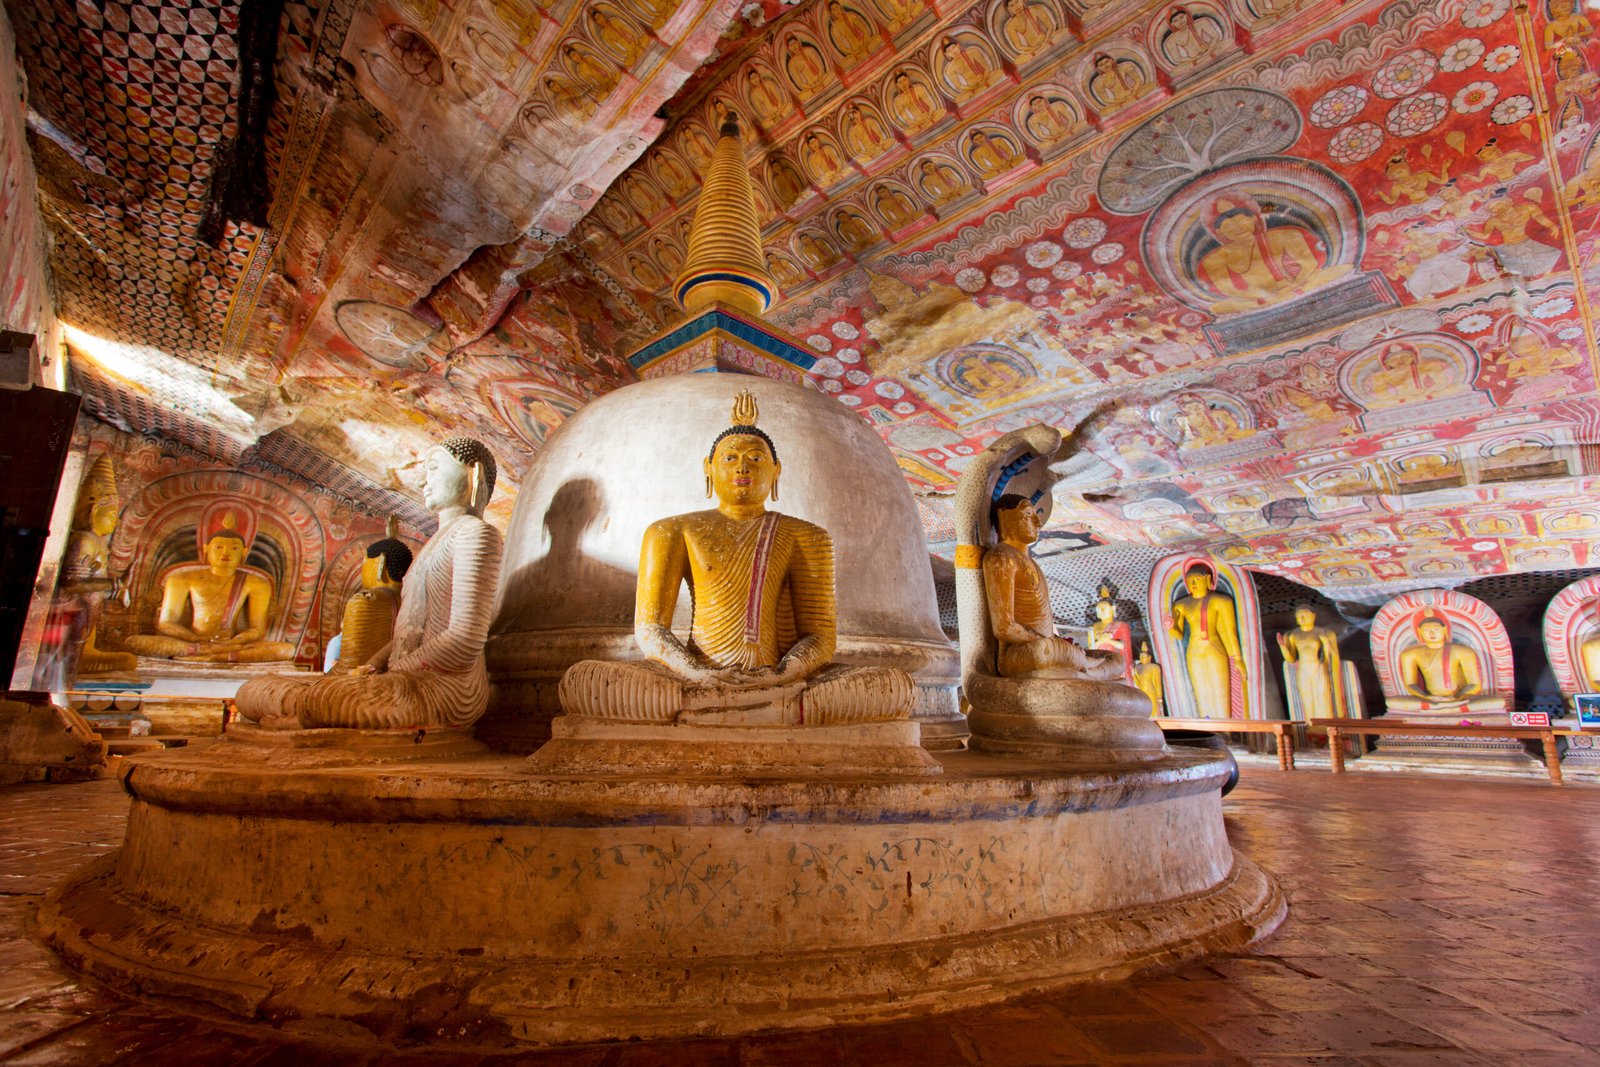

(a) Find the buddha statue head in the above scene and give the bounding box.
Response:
[1094,584,1116,624]
[73,455,120,539]
[1414,608,1450,649]
[362,517,414,590]
[992,493,1041,548]
[427,437,498,517]
[1293,603,1318,630]
[1183,561,1215,598]
[705,390,780,505]
[201,509,250,575]
[1138,641,1153,665]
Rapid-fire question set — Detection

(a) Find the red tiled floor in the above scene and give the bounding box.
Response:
[2,772,1600,1064]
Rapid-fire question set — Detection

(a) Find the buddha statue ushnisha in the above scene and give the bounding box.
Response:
[235,438,503,731]
[559,390,914,726]
[124,503,296,664]
[336,517,413,672]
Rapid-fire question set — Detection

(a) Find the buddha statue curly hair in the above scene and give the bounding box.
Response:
[438,437,498,503]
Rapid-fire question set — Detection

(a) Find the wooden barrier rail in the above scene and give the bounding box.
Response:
[1156,717,1296,772]
[1309,718,1578,785]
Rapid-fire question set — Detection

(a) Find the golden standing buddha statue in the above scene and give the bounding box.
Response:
[1166,562,1248,719]
[124,505,295,664]
[560,391,914,726]
[1276,604,1342,718]
[982,496,1121,681]
[335,517,413,671]
[1133,642,1164,716]
[60,456,137,675]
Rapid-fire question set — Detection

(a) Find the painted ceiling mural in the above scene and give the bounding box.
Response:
[7,0,1600,590]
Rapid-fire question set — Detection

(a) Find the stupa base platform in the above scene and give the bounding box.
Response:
[41,743,1283,1050]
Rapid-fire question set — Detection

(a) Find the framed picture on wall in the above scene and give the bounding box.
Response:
[1575,694,1600,728]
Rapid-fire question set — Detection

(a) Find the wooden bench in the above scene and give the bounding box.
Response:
[1309,718,1575,785]
[1156,717,1296,772]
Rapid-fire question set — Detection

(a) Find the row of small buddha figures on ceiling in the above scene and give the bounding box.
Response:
[587,0,1261,248]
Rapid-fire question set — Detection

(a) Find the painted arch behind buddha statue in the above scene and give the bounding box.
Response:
[1147,553,1268,720]
[1368,588,1514,705]
[1541,574,1600,708]
[109,470,328,652]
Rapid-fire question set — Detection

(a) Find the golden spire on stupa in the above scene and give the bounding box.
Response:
[673,112,776,317]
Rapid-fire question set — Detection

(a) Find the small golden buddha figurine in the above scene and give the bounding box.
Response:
[236,438,503,731]
[335,517,413,672]
[1579,600,1600,692]
[559,391,914,726]
[1166,562,1247,719]
[1133,642,1164,716]
[1276,604,1342,718]
[1389,608,1500,713]
[60,456,136,675]
[1087,583,1134,685]
[125,505,295,664]
[982,495,1121,681]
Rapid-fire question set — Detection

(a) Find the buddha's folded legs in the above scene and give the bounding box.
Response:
[801,664,913,724]
[124,634,200,658]
[176,641,296,664]
[238,668,489,731]
[559,660,693,723]
[998,636,1123,682]
[1388,695,1506,713]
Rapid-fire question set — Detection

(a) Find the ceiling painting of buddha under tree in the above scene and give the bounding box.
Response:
[7,0,1600,594]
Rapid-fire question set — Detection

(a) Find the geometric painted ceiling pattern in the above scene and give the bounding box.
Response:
[10,0,1600,591]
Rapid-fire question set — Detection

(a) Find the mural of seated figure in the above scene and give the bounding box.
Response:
[955,424,1166,761]
[235,438,503,731]
[124,504,296,664]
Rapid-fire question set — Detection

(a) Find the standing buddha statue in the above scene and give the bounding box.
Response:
[59,456,137,675]
[1133,642,1164,716]
[1166,561,1248,719]
[1276,603,1342,719]
[336,517,414,671]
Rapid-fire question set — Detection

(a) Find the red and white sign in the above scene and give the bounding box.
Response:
[1509,711,1551,727]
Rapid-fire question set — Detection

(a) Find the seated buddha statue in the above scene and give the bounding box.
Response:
[558,390,914,727]
[982,495,1122,682]
[1087,583,1134,685]
[1388,608,1503,714]
[59,455,137,675]
[235,438,503,731]
[124,506,295,664]
[1578,600,1600,693]
[335,518,413,672]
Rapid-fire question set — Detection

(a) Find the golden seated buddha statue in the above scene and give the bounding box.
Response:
[124,506,295,664]
[335,518,413,672]
[1388,608,1505,715]
[558,390,915,730]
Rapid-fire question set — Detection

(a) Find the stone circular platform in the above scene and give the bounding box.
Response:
[42,739,1283,1050]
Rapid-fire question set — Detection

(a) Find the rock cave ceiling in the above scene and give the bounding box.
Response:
[11,0,1600,594]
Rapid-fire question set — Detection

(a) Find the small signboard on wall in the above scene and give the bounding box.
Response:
[1575,695,1600,728]
[1509,711,1551,727]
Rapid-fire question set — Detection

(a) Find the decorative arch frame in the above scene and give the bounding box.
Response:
[1369,588,1514,702]
[110,470,327,648]
[1542,575,1600,706]
[1147,553,1266,719]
